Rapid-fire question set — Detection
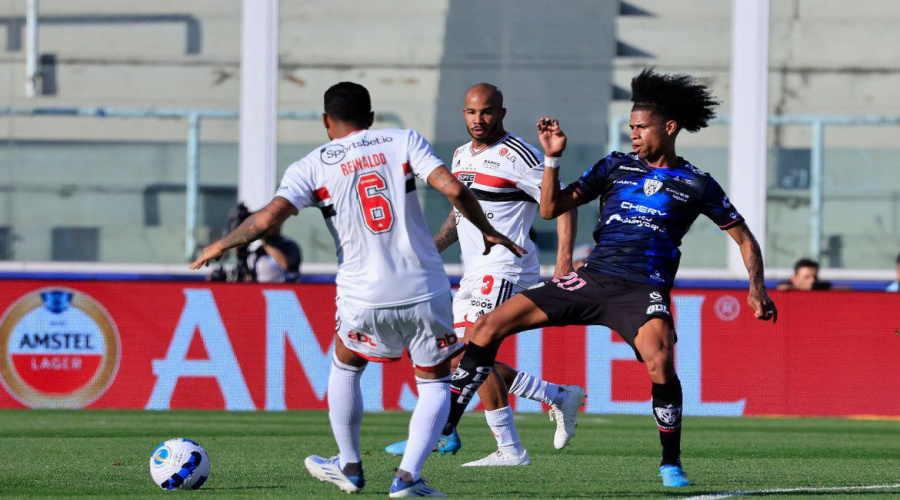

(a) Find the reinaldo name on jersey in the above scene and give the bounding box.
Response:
[277,128,449,308]
[340,153,388,176]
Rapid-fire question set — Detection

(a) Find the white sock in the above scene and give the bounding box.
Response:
[484,406,524,455]
[399,375,450,482]
[327,355,364,469]
[509,371,567,406]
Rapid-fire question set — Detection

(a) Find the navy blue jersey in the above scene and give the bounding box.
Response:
[571,152,743,286]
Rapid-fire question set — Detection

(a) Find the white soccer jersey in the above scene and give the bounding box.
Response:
[277,128,450,307]
[450,132,547,284]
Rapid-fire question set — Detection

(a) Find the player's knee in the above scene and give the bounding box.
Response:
[470,313,504,346]
[643,349,675,383]
[417,358,452,379]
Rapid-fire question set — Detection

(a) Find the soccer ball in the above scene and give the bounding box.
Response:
[149,438,210,490]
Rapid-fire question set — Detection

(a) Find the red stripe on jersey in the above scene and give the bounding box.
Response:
[718,217,744,230]
[402,162,412,175]
[313,187,331,202]
[475,173,517,189]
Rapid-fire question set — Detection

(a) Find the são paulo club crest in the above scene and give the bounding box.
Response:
[0,288,120,408]
[643,178,662,196]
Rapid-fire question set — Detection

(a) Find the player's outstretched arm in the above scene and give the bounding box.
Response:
[536,117,583,219]
[553,208,577,278]
[190,196,298,269]
[726,222,777,322]
[433,209,459,253]
[426,165,526,257]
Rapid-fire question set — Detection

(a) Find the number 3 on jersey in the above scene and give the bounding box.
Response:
[356,172,395,234]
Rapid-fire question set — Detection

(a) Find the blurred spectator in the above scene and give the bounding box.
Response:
[572,244,592,270]
[776,258,833,291]
[886,253,900,292]
[207,203,301,283]
[207,203,253,282]
[247,220,302,283]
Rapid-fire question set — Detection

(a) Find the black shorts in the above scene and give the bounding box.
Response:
[520,267,675,361]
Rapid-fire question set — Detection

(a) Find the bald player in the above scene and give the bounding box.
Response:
[385,84,585,467]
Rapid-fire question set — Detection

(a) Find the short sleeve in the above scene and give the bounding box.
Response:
[512,152,545,201]
[570,154,616,202]
[276,159,317,210]
[701,176,744,229]
[406,130,445,180]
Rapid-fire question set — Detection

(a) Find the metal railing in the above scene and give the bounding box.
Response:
[609,114,900,261]
[0,106,404,259]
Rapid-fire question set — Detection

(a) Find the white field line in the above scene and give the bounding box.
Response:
[675,483,900,500]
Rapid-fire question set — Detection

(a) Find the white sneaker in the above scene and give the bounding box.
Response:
[304,455,364,494]
[549,385,586,449]
[462,448,531,467]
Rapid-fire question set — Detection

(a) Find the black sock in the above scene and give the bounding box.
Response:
[445,342,498,432]
[342,461,362,476]
[652,377,683,467]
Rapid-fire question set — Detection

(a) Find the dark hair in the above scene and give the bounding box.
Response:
[324,82,372,126]
[630,68,719,132]
[793,258,820,273]
[895,253,900,265]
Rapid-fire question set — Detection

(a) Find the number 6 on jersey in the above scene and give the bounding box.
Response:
[356,172,395,233]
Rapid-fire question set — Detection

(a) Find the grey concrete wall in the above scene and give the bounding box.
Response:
[613,0,900,270]
[1,0,899,270]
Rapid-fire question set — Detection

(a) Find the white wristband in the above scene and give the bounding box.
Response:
[544,156,560,169]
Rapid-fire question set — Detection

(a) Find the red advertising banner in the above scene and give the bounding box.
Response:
[0,280,897,417]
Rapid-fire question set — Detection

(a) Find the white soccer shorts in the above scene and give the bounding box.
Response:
[452,272,533,337]
[336,291,461,371]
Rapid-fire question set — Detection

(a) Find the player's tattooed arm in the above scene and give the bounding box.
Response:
[433,210,459,253]
[429,167,458,192]
[727,223,777,323]
[219,212,268,249]
[190,197,297,269]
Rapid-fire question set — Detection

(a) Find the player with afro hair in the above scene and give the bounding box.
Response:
[441,68,777,488]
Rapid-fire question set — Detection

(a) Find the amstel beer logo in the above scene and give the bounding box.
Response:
[0,288,120,408]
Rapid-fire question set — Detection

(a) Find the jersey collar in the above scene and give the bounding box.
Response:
[335,129,367,140]
[469,132,510,156]
[638,155,685,170]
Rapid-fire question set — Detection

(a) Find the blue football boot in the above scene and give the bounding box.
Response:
[385,428,462,456]
[659,464,690,487]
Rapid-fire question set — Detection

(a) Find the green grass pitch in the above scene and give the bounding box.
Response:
[0,410,898,498]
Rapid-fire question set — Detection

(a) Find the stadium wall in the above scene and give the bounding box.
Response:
[1,281,898,417]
